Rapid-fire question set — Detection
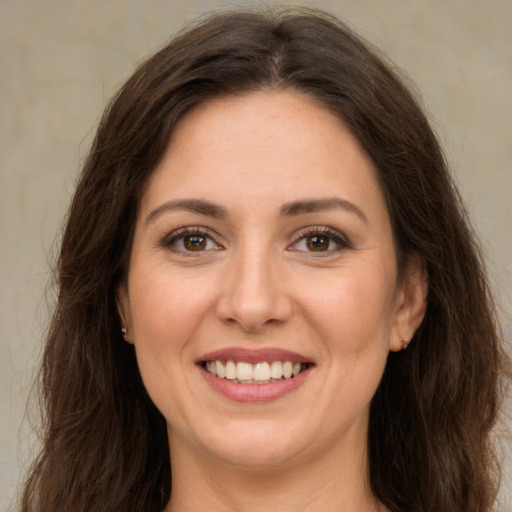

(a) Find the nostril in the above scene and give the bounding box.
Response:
[214,258,293,332]
[216,291,293,331]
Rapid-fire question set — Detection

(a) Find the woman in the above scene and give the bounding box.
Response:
[20,9,509,512]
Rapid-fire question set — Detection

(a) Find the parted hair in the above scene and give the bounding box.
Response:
[20,9,509,512]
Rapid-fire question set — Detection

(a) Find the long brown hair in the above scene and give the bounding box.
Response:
[20,9,509,512]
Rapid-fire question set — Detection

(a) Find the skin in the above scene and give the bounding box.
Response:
[118,91,427,512]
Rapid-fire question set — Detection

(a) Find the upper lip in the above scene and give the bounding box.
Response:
[198,347,313,364]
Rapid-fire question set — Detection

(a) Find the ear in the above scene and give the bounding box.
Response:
[116,283,134,344]
[389,254,428,352]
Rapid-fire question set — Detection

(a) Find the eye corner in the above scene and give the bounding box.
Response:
[160,226,224,254]
[287,225,352,255]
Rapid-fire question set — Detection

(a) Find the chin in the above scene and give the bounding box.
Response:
[182,417,315,470]
[210,440,305,470]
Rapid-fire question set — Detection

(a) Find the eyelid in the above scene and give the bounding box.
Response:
[160,226,223,252]
[287,225,352,253]
[159,224,350,255]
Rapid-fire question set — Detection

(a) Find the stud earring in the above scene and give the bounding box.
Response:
[121,327,127,339]
[400,338,409,350]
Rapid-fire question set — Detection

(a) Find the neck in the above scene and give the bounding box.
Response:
[163,430,385,512]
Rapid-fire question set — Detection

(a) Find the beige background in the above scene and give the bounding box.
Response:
[1,0,511,510]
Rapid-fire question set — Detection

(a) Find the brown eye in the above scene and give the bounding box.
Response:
[288,227,350,255]
[306,235,330,251]
[183,234,207,251]
[163,228,220,253]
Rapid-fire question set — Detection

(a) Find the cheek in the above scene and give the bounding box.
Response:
[127,271,219,424]
[309,266,395,342]
[127,268,217,384]
[314,266,394,406]
[129,264,212,337]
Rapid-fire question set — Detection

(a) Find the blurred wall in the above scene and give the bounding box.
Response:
[1,0,511,509]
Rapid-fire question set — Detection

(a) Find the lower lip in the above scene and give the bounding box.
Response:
[199,365,311,403]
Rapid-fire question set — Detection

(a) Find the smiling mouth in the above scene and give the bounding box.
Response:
[202,360,310,384]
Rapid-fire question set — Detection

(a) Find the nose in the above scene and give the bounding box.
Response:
[215,245,293,333]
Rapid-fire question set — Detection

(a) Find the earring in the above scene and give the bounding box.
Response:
[121,327,127,339]
[400,339,409,350]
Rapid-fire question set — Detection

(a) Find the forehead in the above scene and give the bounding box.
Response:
[167,91,366,163]
[139,90,386,222]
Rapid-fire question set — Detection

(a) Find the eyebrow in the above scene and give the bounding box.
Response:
[145,199,228,224]
[280,197,368,223]
[145,196,368,225]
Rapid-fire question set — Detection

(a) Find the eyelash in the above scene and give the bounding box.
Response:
[160,226,221,254]
[160,225,351,255]
[288,226,352,255]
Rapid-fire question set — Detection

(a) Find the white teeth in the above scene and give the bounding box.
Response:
[225,360,237,379]
[216,361,226,379]
[270,361,283,379]
[253,362,271,381]
[236,361,253,381]
[206,361,218,376]
[205,360,307,383]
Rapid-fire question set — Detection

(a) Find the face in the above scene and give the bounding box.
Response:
[118,91,426,471]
